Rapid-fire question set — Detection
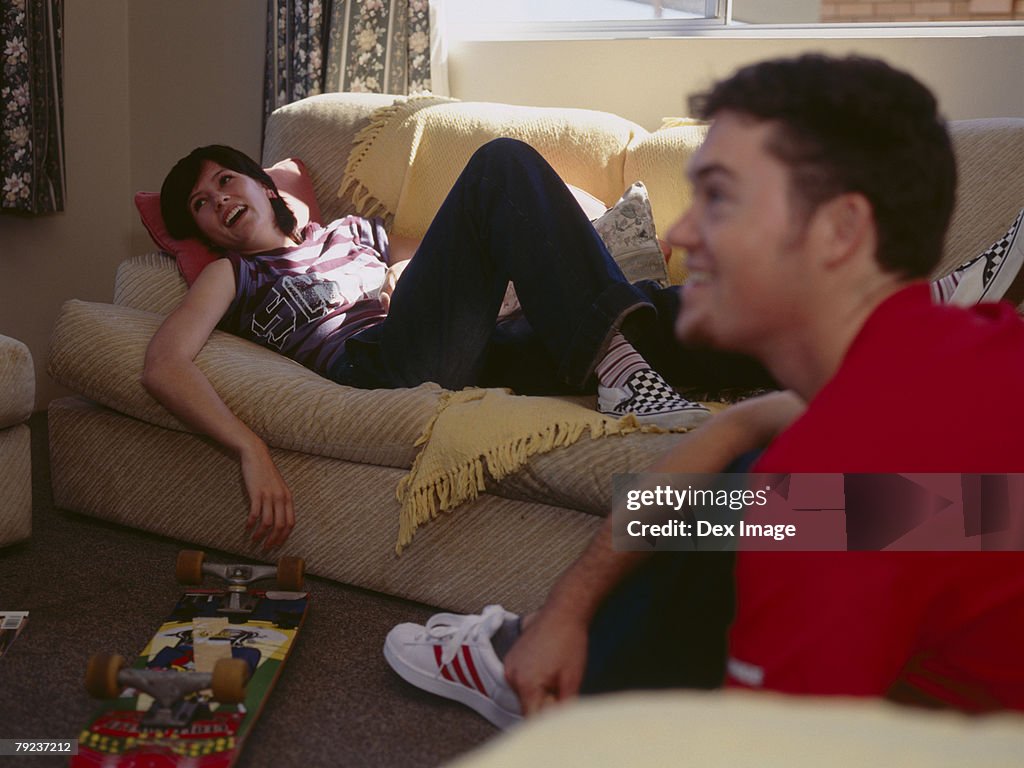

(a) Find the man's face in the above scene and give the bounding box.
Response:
[188,160,280,254]
[668,111,818,358]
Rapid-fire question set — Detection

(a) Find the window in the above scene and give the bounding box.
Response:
[444,0,1024,40]
[444,0,727,39]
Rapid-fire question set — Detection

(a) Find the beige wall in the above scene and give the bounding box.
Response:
[126,2,266,257]
[0,1,265,408]
[448,35,1024,131]
[0,0,131,409]
[1,4,1021,409]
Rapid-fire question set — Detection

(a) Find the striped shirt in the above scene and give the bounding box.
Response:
[219,217,389,376]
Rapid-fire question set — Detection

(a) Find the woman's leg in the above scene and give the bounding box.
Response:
[371,138,653,390]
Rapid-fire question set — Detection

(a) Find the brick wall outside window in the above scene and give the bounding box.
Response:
[820,0,1024,21]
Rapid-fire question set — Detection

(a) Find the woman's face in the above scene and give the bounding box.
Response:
[188,160,289,254]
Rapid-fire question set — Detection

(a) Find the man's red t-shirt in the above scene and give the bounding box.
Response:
[727,284,1024,711]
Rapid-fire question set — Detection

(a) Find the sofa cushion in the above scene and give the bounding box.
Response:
[0,335,34,429]
[449,690,1024,768]
[47,300,441,469]
[943,119,1024,278]
[49,298,685,515]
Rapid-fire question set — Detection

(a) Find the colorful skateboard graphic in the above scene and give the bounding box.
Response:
[73,551,309,768]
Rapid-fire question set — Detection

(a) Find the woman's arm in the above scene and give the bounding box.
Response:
[386,234,420,266]
[141,259,295,549]
[378,234,420,312]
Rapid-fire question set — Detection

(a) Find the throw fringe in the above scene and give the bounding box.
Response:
[394,389,669,554]
[337,93,457,220]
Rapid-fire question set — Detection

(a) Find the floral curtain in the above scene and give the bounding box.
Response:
[1,0,64,215]
[264,0,444,126]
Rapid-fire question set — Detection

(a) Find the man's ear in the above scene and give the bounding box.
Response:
[817,192,875,268]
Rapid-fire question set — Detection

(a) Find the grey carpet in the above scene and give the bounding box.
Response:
[0,413,496,767]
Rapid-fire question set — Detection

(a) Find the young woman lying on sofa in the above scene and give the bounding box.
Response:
[143,138,771,549]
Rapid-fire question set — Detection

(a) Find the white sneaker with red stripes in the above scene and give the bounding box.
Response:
[383,604,523,729]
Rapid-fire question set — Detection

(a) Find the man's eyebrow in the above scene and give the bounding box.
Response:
[688,162,736,183]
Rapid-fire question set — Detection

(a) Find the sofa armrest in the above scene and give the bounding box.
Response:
[48,300,442,469]
[114,252,188,315]
[0,335,34,428]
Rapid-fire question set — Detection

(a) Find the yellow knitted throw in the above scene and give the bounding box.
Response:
[337,95,642,239]
[395,388,692,553]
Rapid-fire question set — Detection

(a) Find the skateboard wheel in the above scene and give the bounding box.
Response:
[85,653,127,699]
[211,658,250,704]
[276,556,305,590]
[176,550,205,585]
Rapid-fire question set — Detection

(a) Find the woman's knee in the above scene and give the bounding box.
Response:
[471,137,545,171]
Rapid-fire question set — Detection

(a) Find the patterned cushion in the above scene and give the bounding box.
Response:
[592,181,669,286]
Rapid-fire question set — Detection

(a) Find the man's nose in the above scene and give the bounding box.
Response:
[666,208,697,250]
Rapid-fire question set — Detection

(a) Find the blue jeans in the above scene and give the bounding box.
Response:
[332,138,656,391]
[332,138,772,394]
[580,451,763,693]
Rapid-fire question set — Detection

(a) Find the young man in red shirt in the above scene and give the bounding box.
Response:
[384,54,1024,727]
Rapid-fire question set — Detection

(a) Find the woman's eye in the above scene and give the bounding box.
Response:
[219,174,233,186]
[192,199,205,212]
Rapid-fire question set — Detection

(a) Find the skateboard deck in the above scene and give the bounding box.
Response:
[73,552,309,768]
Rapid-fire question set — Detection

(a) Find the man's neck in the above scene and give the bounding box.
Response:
[764,276,909,402]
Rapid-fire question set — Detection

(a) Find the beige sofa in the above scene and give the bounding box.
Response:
[46,93,1024,613]
[0,334,33,547]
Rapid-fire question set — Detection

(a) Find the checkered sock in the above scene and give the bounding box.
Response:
[594,333,649,389]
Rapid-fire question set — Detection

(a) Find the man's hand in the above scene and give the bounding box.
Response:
[503,608,590,716]
[724,390,805,448]
[240,442,295,550]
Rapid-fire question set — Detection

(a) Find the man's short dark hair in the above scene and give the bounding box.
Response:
[160,144,297,245]
[689,54,957,279]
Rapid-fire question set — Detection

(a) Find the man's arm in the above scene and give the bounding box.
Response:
[503,391,805,715]
[141,259,295,549]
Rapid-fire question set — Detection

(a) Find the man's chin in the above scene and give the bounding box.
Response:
[675,313,713,347]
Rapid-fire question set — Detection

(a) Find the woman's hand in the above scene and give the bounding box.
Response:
[240,441,295,550]
[143,260,298,549]
[379,259,410,312]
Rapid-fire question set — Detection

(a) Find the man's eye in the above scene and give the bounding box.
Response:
[703,186,730,207]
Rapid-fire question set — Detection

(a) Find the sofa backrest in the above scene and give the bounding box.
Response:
[263,93,1024,285]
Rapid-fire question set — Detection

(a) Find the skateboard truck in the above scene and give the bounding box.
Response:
[175,551,305,618]
[86,654,250,728]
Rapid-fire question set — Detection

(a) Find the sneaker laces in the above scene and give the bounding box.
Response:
[420,605,507,667]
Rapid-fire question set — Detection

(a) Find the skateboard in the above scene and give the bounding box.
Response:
[73,550,309,768]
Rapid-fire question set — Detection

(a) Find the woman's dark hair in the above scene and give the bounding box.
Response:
[160,144,298,244]
[689,54,957,279]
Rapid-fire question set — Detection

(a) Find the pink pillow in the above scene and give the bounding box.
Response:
[135,157,323,286]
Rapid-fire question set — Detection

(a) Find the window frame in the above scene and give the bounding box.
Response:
[443,0,1024,42]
